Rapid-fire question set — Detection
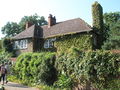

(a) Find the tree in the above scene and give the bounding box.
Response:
[1,14,47,37]
[102,21,120,50]
[102,12,120,50]
[1,22,21,37]
[92,1,104,49]
[104,12,120,26]
[19,13,47,30]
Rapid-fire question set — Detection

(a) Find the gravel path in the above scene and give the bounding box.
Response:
[3,82,39,90]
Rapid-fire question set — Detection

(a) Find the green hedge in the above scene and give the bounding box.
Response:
[14,52,56,85]
[12,49,120,89]
[55,48,120,89]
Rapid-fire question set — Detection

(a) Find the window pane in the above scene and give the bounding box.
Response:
[13,39,28,49]
[44,40,49,48]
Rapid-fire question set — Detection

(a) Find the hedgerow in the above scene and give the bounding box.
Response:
[13,52,56,85]
[12,49,120,89]
[55,47,120,89]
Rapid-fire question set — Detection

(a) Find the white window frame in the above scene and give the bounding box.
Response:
[13,39,27,49]
[44,38,56,48]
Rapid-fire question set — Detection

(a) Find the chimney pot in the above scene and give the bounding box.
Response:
[48,14,52,18]
[48,14,56,28]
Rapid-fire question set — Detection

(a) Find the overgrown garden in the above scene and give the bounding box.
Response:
[7,48,120,90]
[0,1,120,90]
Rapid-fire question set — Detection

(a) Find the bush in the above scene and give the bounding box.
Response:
[80,50,120,89]
[55,47,120,89]
[2,38,13,53]
[0,50,11,64]
[54,74,73,89]
[13,52,57,85]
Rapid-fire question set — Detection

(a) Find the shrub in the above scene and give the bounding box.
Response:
[14,52,57,85]
[80,50,120,89]
[54,74,73,89]
[0,50,11,64]
[2,38,13,53]
[55,47,120,89]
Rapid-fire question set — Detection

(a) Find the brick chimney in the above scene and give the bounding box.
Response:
[25,22,33,29]
[48,14,56,28]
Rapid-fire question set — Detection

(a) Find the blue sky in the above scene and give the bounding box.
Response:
[0,0,120,39]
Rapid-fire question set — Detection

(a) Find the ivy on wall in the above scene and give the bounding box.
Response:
[92,1,104,49]
[54,33,93,53]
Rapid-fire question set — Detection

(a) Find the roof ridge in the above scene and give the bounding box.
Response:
[13,18,92,39]
[57,18,81,23]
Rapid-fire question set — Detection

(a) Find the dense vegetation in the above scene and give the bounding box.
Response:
[0,39,12,65]
[12,52,56,85]
[0,50,11,64]
[2,38,13,53]
[92,1,104,49]
[1,1,120,90]
[7,49,119,90]
[55,34,92,53]
[0,40,2,50]
[102,12,120,50]
[55,48,120,89]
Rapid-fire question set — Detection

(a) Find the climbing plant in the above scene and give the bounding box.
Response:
[92,1,104,49]
[54,33,93,53]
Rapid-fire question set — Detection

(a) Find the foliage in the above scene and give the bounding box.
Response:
[80,50,120,89]
[1,22,21,37]
[8,75,69,90]
[0,50,11,64]
[19,13,47,30]
[53,74,73,89]
[55,47,120,89]
[0,40,2,50]
[54,33,92,53]
[102,12,120,50]
[92,1,103,32]
[13,52,56,85]
[2,38,13,53]
[1,14,47,37]
[8,75,21,83]
[92,1,104,49]
[102,79,120,90]
[104,12,120,26]
[37,84,70,90]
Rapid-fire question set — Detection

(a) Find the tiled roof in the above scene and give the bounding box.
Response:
[13,18,92,40]
[12,25,36,40]
[42,18,92,38]
[12,25,42,40]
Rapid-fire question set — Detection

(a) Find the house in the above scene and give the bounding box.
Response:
[12,14,96,56]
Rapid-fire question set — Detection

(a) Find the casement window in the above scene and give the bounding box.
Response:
[13,39,27,49]
[44,38,56,48]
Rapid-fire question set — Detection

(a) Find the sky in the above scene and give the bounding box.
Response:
[0,0,120,39]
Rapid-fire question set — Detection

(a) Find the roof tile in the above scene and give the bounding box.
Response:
[13,18,92,39]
